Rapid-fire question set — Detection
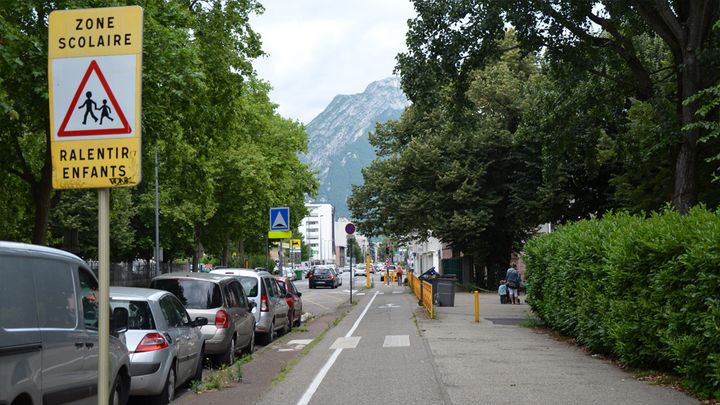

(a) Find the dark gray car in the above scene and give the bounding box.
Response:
[151,272,256,365]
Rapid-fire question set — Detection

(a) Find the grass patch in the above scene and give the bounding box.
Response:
[519,318,542,328]
[191,353,253,394]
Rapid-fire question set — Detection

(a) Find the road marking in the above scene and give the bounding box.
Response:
[278,339,314,352]
[297,290,380,405]
[383,335,410,347]
[356,292,366,296]
[288,339,313,345]
[377,303,401,309]
[392,291,404,294]
[330,336,361,349]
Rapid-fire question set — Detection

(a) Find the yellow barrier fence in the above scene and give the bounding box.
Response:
[422,280,434,318]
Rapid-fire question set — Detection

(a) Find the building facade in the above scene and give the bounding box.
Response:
[298,203,335,264]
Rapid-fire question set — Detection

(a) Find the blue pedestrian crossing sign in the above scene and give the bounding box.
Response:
[269,207,290,231]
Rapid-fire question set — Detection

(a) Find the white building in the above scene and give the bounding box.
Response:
[407,236,443,274]
[298,203,335,264]
[335,217,369,266]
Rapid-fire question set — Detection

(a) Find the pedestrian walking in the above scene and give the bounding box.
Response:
[498,280,508,304]
[506,264,521,304]
[396,267,403,286]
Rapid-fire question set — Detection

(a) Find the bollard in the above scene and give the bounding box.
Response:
[474,290,479,323]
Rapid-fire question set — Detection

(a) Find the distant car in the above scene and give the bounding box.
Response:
[0,241,130,405]
[210,269,290,345]
[281,267,296,281]
[150,272,256,365]
[380,264,397,282]
[275,276,303,329]
[110,287,207,404]
[355,264,367,277]
[308,265,339,289]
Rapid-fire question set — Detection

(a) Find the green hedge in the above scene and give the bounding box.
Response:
[524,207,720,398]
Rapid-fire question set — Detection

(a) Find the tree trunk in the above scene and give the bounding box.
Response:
[192,224,203,271]
[672,51,702,214]
[31,143,55,245]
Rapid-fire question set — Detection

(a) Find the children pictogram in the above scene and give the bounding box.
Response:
[57,59,131,137]
[78,91,99,124]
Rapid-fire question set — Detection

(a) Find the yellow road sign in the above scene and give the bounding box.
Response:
[268,231,292,239]
[291,239,301,248]
[48,6,143,189]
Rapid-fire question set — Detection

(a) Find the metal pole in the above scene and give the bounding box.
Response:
[349,237,353,304]
[474,290,480,323]
[154,145,160,276]
[265,234,269,271]
[366,254,370,289]
[98,188,110,405]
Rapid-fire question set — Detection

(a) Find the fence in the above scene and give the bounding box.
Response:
[88,260,190,288]
[408,273,433,319]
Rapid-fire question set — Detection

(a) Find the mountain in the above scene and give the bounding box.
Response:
[303,77,409,218]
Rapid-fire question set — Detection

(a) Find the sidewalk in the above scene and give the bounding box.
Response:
[416,291,698,405]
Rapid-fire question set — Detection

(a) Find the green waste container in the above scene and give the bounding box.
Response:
[295,269,303,280]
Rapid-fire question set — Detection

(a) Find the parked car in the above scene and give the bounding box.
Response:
[210,269,290,345]
[150,272,256,366]
[110,287,207,404]
[275,276,303,329]
[355,264,367,277]
[281,267,296,281]
[308,265,339,289]
[0,241,131,405]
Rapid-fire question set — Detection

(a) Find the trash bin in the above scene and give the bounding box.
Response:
[436,274,456,307]
[294,269,303,280]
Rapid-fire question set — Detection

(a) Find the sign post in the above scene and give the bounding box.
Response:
[345,223,356,304]
[269,207,290,273]
[48,7,143,404]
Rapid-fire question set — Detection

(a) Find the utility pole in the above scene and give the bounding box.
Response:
[154,145,160,276]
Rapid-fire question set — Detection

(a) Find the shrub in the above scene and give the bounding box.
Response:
[525,207,720,398]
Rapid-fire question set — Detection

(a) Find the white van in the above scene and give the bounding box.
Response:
[0,241,131,405]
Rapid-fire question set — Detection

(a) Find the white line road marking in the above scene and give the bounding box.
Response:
[296,290,380,405]
[279,348,295,352]
[377,304,401,309]
[356,292,366,296]
[383,335,410,347]
[330,336,361,349]
[392,291,404,294]
[287,339,313,346]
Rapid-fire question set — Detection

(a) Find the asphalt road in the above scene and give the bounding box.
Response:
[257,279,447,405]
[129,271,361,405]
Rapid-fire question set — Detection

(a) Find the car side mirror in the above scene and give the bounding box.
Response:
[110,307,128,336]
[248,301,256,310]
[296,292,302,297]
[193,317,208,327]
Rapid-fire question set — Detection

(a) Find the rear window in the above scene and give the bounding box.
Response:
[238,276,258,297]
[151,279,222,309]
[110,300,155,330]
[316,268,330,275]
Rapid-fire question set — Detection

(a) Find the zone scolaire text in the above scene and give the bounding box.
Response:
[56,17,134,50]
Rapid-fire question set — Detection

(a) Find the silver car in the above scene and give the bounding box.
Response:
[151,273,256,365]
[210,269,289,345]
[110,287,207,403]
[0,241,130,405]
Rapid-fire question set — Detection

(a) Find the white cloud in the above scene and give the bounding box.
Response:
[251,1,415,123]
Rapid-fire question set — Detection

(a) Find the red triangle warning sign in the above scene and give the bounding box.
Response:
[57,60,132,137]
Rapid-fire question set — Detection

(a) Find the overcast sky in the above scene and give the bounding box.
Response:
[251,1,416,124]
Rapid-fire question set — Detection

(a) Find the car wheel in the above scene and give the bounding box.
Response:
[243,326,255,354]
[189,346,204,385]
[109,373,128,405]
[217,336,236,366]
[153,365,175,405]
[260,320,275,345]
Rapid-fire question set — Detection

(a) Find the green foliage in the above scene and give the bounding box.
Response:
[525,207,720,398]
[0,1,317,264]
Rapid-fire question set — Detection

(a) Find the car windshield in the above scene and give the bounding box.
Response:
[239,276,258,296]
[151,279,222,309]
[110,299,155,330]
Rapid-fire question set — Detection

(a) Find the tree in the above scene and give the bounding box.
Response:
[398,0,720,213]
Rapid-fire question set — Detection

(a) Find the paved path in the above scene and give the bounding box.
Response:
[421,291,697,405]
